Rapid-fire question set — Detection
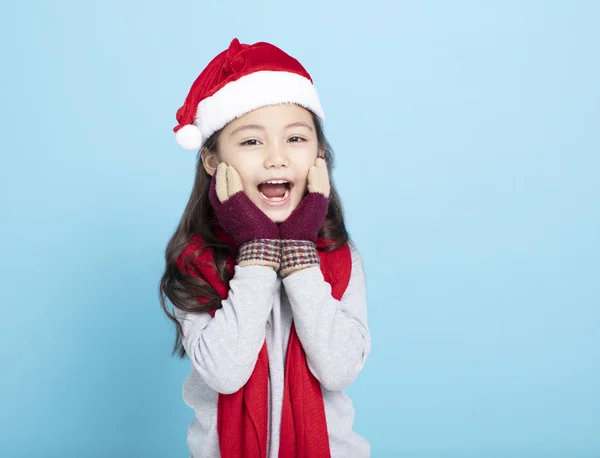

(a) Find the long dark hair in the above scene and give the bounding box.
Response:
[159,108,352,359]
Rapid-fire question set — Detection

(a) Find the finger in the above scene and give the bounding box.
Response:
[215,162,229,202]
[226,165,244,197]
[308,161,330,198]
[322,169,331,198]
[307,165,316,193]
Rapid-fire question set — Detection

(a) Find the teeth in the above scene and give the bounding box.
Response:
[263,180,289,185]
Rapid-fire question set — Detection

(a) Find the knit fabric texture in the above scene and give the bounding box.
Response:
[174,229,371,457]
[280,240,321,277]
[237,238,282,270]
[178,225,353,457]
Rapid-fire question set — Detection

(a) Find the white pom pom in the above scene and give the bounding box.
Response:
[175,124,203,150]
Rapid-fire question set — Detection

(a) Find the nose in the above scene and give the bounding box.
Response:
[263,142,290,168]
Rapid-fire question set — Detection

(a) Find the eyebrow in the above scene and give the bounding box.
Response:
[229,121,313,138]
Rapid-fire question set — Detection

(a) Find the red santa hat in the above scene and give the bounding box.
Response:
[173,38,325,150]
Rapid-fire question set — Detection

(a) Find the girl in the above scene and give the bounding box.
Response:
[159,38,371,458]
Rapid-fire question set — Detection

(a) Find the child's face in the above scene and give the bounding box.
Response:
[213,103,319,224]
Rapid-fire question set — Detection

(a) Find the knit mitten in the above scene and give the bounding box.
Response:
[278,157,330,277]
[209,162,282,270]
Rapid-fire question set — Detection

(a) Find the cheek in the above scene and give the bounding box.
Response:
[294,182,309,199]
[296,171,311,192]
[243,180,259,198]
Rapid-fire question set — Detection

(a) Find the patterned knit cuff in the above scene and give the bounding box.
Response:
[237,239,282,270]
[279,240,320,277]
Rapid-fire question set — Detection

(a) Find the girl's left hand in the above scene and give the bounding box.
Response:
[279,157,330,242]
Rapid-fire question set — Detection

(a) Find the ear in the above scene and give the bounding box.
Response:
[201,149,218,176]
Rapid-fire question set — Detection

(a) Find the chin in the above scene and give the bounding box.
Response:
[266,207,293,224]
[253,190,299,223]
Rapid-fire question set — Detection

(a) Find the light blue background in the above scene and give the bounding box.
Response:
[1,0,598,457]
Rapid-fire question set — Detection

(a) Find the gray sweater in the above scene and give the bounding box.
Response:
[174,242,371,457]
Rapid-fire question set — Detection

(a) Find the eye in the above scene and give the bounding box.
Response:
[288,136,306,143]
[241,139,260,146]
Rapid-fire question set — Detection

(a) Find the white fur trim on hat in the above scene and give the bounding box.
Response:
[192,70,324,146]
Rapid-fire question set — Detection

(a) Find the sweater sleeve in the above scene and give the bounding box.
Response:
[281,243,371,391]
[174,264,278,394]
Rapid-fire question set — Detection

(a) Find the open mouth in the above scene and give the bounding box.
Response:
[257,180,293,205]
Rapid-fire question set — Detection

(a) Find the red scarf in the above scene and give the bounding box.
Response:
[178,225,352,457]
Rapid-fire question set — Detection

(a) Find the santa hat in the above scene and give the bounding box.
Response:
[173,38,325,150]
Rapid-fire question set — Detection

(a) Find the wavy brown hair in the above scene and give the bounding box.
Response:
[159,107,352,359]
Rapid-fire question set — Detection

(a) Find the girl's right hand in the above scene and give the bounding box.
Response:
[208,162,280,248]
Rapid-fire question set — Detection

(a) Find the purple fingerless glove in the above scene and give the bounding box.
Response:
[208,173,281,269]
[278,191,330,277]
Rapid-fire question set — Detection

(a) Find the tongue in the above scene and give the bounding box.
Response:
[258,183,287,198]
